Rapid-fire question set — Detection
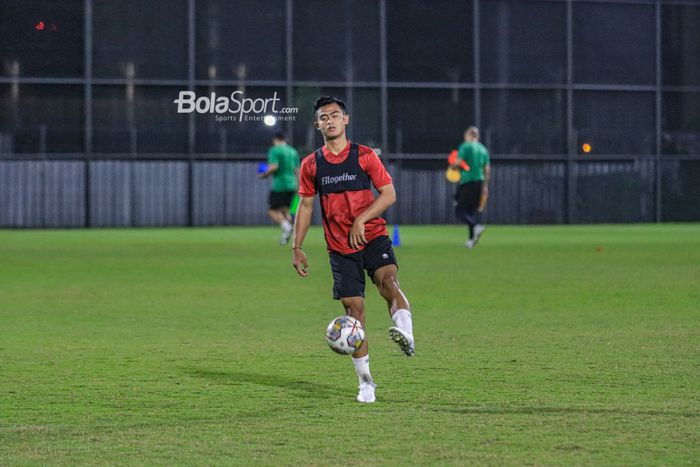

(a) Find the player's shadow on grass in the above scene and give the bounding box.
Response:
[428,406,700,418]
[186,368,345,399]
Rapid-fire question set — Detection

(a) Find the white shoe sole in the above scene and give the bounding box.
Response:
[473,227,485,247]
[389,327,415,356]
[280,229,292,245]
[356,383,376,403]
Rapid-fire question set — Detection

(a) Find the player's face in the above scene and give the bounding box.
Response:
[315,104,349,140]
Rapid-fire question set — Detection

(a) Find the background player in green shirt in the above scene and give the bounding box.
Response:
[452,126,490,248]
[259,133,300,245]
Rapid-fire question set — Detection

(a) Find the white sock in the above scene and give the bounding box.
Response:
[281,220,292,230]
[352,355,373,384]
[392,308,413,338]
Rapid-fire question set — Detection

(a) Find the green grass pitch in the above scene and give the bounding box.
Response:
[1,224,699,465]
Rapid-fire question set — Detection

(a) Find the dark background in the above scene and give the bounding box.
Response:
[1,0,699,225]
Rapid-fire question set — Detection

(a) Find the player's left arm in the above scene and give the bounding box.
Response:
[452,145,470,171]
[449,148,462,170]
[259,163,278,179]
[259,148,279,178]
[349,184,396,250]
[349,149,396,249]
[450,154,463,170]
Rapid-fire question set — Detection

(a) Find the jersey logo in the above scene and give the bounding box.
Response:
[321,172,358,186]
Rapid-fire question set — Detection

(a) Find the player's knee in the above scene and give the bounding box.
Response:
[341,298,365,319]
[379,275,399,297]
[346,308,365,323]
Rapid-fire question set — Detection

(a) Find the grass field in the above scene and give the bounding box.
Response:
[1,224,699,465]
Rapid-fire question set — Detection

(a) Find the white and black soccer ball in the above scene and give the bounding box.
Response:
[325,316,366,355]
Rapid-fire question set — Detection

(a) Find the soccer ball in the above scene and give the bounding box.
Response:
[325,316,366,355]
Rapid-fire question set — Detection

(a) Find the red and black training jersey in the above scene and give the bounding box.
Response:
[299,142,392,255]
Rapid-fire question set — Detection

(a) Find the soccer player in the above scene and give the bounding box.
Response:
[452,126,490,248]
[291,96,414,404]
[259,133,300,245]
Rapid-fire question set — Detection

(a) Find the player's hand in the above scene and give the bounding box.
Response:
[292,248,309,277]
[479,187,489,212]
[349,221,368,250]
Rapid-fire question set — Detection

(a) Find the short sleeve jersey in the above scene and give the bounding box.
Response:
[267,143,300,192]
[299,142,392,255]
[457,141,490,184]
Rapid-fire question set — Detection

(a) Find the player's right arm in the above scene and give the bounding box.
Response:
[482,151,491,189]
[292,155,316,277]
[480,152,491,212]
[292,196,313,277]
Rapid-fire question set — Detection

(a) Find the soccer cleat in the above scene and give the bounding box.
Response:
[388,326,415,356]
[473,225,485,247]
[280,224,293,245]
[356,381,376,403]
[464,239,474,249]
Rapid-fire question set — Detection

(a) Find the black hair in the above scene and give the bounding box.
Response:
[313,96,347,116]
[273,132,286,141]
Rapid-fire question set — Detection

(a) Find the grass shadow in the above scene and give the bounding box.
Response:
[185,368,345,399]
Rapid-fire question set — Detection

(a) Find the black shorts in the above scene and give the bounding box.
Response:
[269,190,295,209]
[455,181,483,213]
[328,235,398,300]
